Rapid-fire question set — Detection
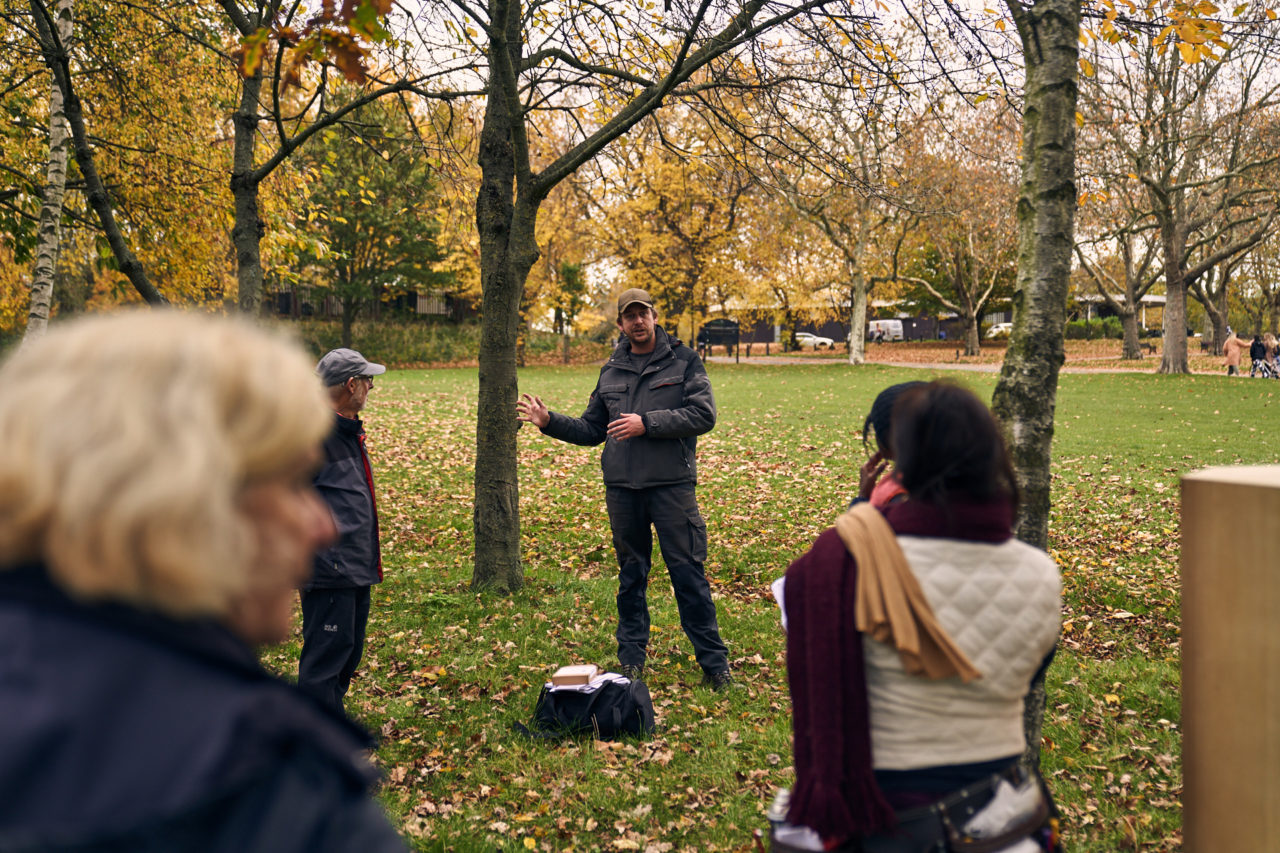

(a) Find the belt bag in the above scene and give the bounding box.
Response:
[768,767,1060,853]
[936,773,1051,852]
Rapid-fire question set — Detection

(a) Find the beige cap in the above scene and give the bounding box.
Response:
[617,288,654,318]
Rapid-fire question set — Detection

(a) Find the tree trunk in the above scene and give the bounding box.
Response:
[473,197,538,591]
[30,0,163,306]
[1194,282,1227,356]
[562,332,570,364]
[1210,312,1228,358]
[231,67,265,314]
[472,3,539,592]
[516,311,528,368]
[847,267,868,365]
[991,0,1081,771]
[963,315,981,356]
[25,0,74,342]
[1159,282,1189,372]
[1157,227,1190,373]
[1217,276,1231,335]
[1120,310,1142,359]
[341,298,357,349]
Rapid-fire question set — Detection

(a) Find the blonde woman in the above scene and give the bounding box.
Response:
[0,312,407,852]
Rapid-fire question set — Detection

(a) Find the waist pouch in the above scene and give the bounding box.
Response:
[770,766,1062,853]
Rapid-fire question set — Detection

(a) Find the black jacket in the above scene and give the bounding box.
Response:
[309,414,381,589]
[542,326,716,488]
[0,564,407,853]
[1251,339,1267,360]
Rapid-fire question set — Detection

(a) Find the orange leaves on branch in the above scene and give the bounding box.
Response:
[1084,0,1264,62]
[234,0,392,86]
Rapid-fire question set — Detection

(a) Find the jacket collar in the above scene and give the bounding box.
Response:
[334,412,364,434]
[609,325,675,373]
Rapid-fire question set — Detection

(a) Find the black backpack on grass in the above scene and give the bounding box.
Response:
[517,679,655,740]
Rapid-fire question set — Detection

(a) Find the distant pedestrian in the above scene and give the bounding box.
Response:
[1224,331,1249,377]
[1250,335,1267,376]
[300,348,387,715]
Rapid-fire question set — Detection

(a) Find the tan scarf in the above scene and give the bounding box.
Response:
[835,503,981,682]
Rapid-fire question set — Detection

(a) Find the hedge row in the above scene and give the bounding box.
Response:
[1064,317,1124,340]
[284,319,612,367]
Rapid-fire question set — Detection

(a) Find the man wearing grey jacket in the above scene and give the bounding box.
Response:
[517,289,731,690]
[300,347,386,714]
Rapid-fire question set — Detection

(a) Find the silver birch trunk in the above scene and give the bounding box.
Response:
[848,264,868,364]
[25,0,73,342]
[990,0,1081,770]
[29,0,163,306]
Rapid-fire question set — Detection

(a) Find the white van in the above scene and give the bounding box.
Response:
[867,319,904,342]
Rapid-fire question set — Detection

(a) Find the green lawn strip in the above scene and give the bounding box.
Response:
[260,364,1279,851]
[1044,653,1182,851]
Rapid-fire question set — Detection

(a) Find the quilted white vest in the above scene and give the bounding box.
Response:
[865,535,1062,769]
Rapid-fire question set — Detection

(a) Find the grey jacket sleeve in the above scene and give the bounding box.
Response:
[541,386,610,447]
[643,353,716,439]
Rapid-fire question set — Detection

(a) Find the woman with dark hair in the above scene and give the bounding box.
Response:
[855,381,926,509]
[772,381,1061,852]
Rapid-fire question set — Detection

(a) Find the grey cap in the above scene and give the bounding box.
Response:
[316,348,386,386]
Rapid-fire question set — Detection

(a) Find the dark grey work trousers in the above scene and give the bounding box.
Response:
[298,586,371,716]
[605,484,729,675]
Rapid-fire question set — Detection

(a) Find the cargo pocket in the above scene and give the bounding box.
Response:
[689,515,707,564]
[599,382,628,420]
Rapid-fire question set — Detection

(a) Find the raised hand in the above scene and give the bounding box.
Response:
[516,393,550,429]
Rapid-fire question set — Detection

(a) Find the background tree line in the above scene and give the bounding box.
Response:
[2,0,1278,587]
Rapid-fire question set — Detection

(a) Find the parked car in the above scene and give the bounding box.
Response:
[795,332,834,349]
[985,322,1014,339]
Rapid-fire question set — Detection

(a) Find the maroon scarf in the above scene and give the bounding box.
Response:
[783,498,1013,842]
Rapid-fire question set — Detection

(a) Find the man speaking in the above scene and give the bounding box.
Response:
[517,289,731,690]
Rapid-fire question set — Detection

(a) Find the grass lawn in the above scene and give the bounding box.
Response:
[262,363,1280,852]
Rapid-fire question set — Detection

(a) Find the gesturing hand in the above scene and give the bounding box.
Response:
[516,393,550,429]
[606,413,645,441]
[858,450,888,501]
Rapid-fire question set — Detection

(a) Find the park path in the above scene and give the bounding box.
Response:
[706,355,1209,375]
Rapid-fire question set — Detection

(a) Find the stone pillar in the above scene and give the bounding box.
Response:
[1181,465,1280,850]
